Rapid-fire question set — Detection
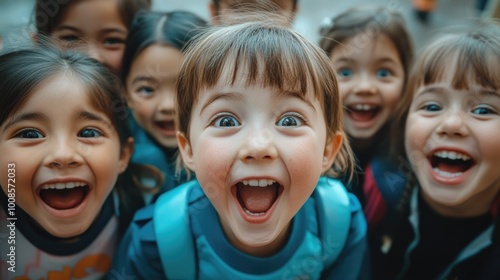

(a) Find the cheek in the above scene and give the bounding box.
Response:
[383,82,404,109]
[131,100,155,123]
[106,49,124,74]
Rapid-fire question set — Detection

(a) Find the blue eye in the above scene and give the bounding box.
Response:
[16,129,44,139]
[376,68,391,78]
[337,68,353,78]
[276,114,304,126]
[472,106,495,115]
[79,128,103,138]
[137,86,154,96]
[214,116,240,127]
[423,104,441,112]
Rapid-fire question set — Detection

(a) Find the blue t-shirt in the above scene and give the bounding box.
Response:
[113,180,370,279]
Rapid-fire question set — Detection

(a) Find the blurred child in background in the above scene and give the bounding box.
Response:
[319,6,414,232]
[209,0,298,26]
[121,10,207,199]
[34,0,151,74]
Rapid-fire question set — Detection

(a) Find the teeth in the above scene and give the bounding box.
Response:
[41,182,86,190]
[242,179,276,187]
[244,208,265,216]
[433,168,463,178]
[353,104,373,111]
[434,151,471,161]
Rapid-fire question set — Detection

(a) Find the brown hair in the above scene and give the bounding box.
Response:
[176,19,354,178]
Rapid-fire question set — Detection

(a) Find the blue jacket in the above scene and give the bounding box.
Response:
[112,178,370,279]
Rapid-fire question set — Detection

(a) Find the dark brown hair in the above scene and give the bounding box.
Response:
[35,0,151,35]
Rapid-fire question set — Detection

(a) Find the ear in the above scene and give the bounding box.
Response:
[177,131,195,172]
[118,137,134,173]
[322,133,343,173]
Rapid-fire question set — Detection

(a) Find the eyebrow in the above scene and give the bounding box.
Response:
[199,90,317,114]
[417,85,446,96]
[78,111,110,126]
[2,113,47,132]
[131,73,178,85]
[283,90,316,112]
[131,76,156,85]
[200,92,244,114]
[54,25,127,35]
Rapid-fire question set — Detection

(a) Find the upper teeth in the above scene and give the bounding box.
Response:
[434,151,471,161]
[353,104,374,111]
[41,182,86,190]
[242,179,276,187]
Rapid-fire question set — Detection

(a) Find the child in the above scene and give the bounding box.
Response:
[319,6,414,231]
[121,10,207,198]
[371,25,500,279]
[34,0,151,74]
[113,19,369,279]
[209,0,298,25]
[0,46,160,279]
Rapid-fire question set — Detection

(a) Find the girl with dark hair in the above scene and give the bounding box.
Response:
[0,46,161,279]
[34,0,151,74]
[121,10,207,198]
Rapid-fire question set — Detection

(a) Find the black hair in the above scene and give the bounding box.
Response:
[121,10,208,82]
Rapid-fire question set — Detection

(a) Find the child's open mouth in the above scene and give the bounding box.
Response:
[233,179,283,223]
[346,104,380,123]
[429,150,475,179]
[39,182,89,210]
[155,120,176,136]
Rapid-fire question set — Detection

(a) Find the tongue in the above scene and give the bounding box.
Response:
[436,162,468,173]
[238,184,278,213]
[348,109,378,122]
[40,187,87,210]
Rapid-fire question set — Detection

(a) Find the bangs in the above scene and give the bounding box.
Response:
[180,21,334,102]
[417,34,500,91]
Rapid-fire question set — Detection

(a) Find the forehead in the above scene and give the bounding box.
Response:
[331,34,399,60]
[220,0,295,10]
[56,0,126,28]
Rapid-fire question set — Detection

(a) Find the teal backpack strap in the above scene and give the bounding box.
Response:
[154,181,197,280]
[314,177,351,268]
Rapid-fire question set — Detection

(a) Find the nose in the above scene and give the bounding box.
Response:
[437,109,469,137]
[158,92,175,115]
[238,128,278,161]
[44,136,84,169]
[353,72,376,95]
[85,42,105,64]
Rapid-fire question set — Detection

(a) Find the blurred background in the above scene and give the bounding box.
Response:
[0,0,498,52]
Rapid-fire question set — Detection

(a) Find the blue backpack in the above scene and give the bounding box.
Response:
[154,177,351,279]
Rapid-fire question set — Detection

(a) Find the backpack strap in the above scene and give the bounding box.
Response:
[154,180,197,280]
[314,177,351,268]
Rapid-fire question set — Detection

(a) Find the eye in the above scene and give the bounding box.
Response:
[276,113,305,126]
[78,128,103,138]
[213,115,240,127]
[422,103,441,112]
[136,86,155,97]
[376,68,392,78]
[471,106,495,115]
[337,68,353,78]
[103,38,125,46]
[15,129,44,139]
